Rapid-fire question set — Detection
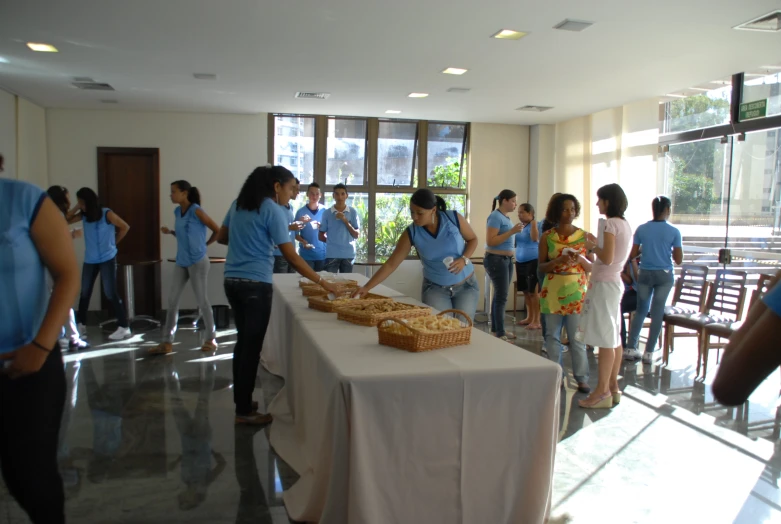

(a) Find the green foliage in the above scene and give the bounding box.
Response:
[429,157,466,189]
[671,171,716,215]
[667,93,730,133]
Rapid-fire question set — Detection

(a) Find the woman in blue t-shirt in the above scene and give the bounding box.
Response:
[514,203,542,330]
[353,189,479,318]
[1,153,81,522]
[149,181,221,355]
[485,190,524,340]
[73,188,132,341]
[624,196,683,364]
[218,166,337,426]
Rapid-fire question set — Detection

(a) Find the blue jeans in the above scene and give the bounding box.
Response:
[77,258,128,328]
[421,274,480,320]
[484,254,513,337]
[543,313,589,384]
[304,260,325,271]
[324,258,353,274]
[273,256,295,274]
[626,269,675,353]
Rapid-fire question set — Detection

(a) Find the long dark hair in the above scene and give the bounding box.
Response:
[652,195,672,220]
[596,183,628,219]
[519,203,535,219]
[492,189,516,211]
[236,165,295,213]
[47,185,70,215]
[76,187,102,222]
[545,193,581,224]
[172,180,201,206]
[410,188,446,212]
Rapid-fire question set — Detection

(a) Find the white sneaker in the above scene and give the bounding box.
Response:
[623,348,642,361]
[642,351,657,365]
[78,324,89,339]
[108,327,132,340]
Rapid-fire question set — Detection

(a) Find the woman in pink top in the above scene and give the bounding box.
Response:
[577,184,633,409]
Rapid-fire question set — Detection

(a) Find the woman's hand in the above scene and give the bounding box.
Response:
[300,215,312,223]
[0,344,50,379]
[352,286,370,299]
[289,222,305,232]
[161,226,172,235]
[448,257,467,274]
[71,229,83,240]
[554,254,572,265]
[320,280,339,295]
[585,232,598,251]
[511,222,524,234]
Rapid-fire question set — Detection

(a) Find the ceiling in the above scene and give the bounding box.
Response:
[0,0,780,125]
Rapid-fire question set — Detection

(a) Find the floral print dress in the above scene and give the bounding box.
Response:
[539,227,589,315]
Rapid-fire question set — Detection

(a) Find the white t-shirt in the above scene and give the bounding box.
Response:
[590,217,632,283]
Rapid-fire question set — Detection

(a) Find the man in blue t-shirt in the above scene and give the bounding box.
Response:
[295,182,326,271]
[319,184,360,274]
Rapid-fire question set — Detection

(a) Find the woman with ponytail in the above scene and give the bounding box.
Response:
[485,189,523,340]
[353,188,480,319]
[149,181,221,354]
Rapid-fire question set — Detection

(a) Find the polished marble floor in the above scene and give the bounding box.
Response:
[0,311,779,523]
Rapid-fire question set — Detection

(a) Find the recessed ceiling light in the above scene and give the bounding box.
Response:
[553,19,595,32]
[734,10,781,32]
[447,87,471,94]
[442,67,468,75]
[408,93,429,98]
[26,42,58,52]
[516,105,553,112]
[385,110,402,114]
[0,57,7,64]
[664,94,688,98]
[491,29,527,40]
[193,73,217,80]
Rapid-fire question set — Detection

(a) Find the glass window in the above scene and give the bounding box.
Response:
[324,191,369,260]
[742,69,781,120]
[375,193,414,260]
[377,121,417,186]
[659,79,732,135]
[439,194,466,216]
[427,123,467,189]
[327,118,367,185]
[273,116,315,184]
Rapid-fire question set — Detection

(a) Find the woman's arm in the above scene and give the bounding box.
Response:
[586,231,616,265]
[353,232,412,297]
[529,220,539,243]
[486,223,523,247]
[66,205,82,224]
[217,226,229,246]
[107,211,130,245]
[537,232,570,274]
[195,208,220,246]
[628,243,640,262]
[278,243,339,293]
[672,247,683,265]
[444,212,478,274]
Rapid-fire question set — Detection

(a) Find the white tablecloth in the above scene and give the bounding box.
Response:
[266,274,561,524]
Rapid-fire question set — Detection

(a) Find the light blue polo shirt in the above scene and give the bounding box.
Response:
[514,221,543,263]
[223,198,291,283]
[272,203,295,257]
[83,208,117,264]
[174,203,208,267]
[0,179,49,354]
[295,203,326,261]
[633,220,683,271]
[407,210,471,286]
[485,210,515,251]
[320,205,360,260]
[763,281,781,319]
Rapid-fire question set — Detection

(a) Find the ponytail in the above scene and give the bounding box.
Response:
[172,180,201,206]
[410,188,447,212]
[493,189,516,211]
[652,195,672,220]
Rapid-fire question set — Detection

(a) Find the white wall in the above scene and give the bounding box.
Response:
[0,89,15,178]
[529,124,555,215]
[16,97,48,187]
[46,109,268,311]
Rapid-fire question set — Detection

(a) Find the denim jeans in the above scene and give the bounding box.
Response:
[162,257,215,343]
[224,279,273,416]
[543,313,589,383]
[324,258,353,274]
[626,269,675,353]
[273,256,295,274]
[484,254,513,337]
[77,257,128,328]
[304,260,325,272]
[421,273,480,320]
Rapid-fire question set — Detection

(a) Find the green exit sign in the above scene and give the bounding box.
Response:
[739,99,767,121]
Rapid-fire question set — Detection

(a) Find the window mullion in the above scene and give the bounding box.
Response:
[314,115,328,188]
[418,121,428,188]
[367,118,379,259]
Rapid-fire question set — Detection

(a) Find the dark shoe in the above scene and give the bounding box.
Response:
[577,382,591,394]
[69,338,90,351]
[235,412,273,426]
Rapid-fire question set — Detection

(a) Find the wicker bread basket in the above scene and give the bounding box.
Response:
[335,301,430,326]
[377,309,472,352]
[308,293,392,313]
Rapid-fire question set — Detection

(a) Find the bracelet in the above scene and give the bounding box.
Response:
[317,276,322,284]
[31,340,52,353]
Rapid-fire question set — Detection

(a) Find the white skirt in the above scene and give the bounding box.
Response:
[575,280,623,348]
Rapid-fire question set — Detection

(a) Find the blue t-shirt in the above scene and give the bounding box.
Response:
[0,180,48,354]
[295,204,326,261]
[320,205,360,259]
[272,204,295,257]
[408,210,471,286]
[514,221,543,263]
[223,198,291,283]
[174,203,208,267]
[485,210,515,252]
[633,220,682,271]
[763,282,781,318]
[83,208,117,264]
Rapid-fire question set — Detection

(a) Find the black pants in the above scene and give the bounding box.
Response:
[273,256,296,274]
[620,289,638,349]
[0,345,66,524]
[77,258,129,327]
[224,279,273,416]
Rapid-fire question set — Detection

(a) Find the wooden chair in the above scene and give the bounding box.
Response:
[662,269,748,378]
[660,264,710,354]
[699,273,776,378]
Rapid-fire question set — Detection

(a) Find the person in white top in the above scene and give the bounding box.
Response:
[576,183,633,409]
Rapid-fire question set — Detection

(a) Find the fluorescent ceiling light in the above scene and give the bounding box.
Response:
[442,67,468,75]
[385,110,402,114]
[26,42,58,52]
[408,92,429,98]
[553,19,595,32]
[491,29,527,40]
[689,87,710,91]
[664,94,687,98]
[0,57,7,64]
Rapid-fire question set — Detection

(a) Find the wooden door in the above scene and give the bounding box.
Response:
[97,147,161,318]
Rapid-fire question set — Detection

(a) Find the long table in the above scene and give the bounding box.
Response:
[266,274,561,524]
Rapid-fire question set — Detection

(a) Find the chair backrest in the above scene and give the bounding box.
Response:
[749,273,778,308]
[671,264,709,311]
[705,269,748,321]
